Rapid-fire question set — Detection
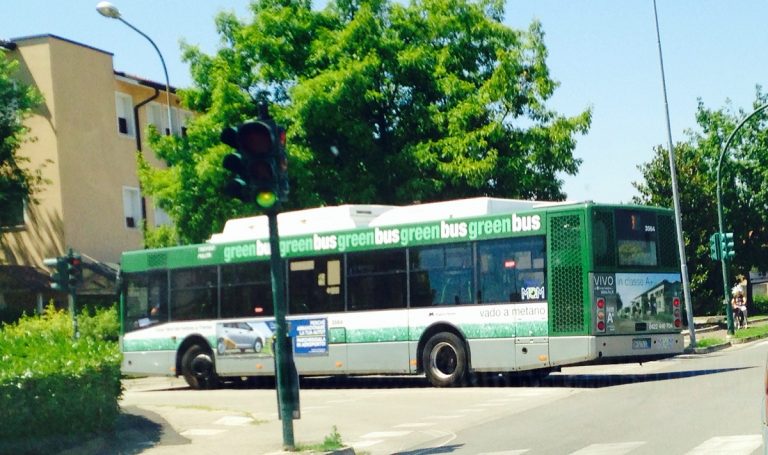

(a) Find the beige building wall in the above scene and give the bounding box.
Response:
[0,35,185,269]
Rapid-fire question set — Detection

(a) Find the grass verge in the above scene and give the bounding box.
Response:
[295,426,345,452]
[733,323,768,340]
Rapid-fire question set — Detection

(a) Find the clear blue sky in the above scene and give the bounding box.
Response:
[4,0,767,204]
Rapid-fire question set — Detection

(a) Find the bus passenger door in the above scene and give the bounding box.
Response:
[287,256,347,376]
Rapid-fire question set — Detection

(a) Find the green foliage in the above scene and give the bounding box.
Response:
[733,322,768,340]
[78,305,120,342]
[695,338,725,348]
[0,305,122,443]
[0,52,45,223]
[634,89,768,315]
[140,0,591,243]
[143,223,179,249]
[752,294,768,316]
[296,425,345,452]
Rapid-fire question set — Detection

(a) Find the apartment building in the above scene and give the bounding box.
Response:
[0,34,190,318]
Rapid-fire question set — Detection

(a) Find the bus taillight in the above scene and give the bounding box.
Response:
[673,298,682,327]
[596,299,606,332]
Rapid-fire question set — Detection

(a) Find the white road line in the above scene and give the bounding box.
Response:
[359,430,412,439]
[394,422,437,428]
[349,439,384,448]
[180,428,227,436]
[213,415,253,426]
[569,441,645,455]
[684,435,763,455]
[431,414,465,420]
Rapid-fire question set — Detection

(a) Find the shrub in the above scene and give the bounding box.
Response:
[78,304,120,342]
[0,305,122,443]
[752,294,768,316]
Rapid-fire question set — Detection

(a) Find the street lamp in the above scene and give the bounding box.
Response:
[716,102,768,334]
[96,1,174,135]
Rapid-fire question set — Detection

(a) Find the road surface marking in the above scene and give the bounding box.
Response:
[349,439,384,448]
[359,430,412,438]
[431,414,465,419]
[569,441,645,455]
[180,429,227,436]
[684,435,762,455]
[214,416,253,426]
[477,451,530,455]
[394,422,437,428]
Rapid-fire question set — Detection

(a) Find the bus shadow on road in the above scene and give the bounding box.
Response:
[537,367,753,389]
[209,366,754,390]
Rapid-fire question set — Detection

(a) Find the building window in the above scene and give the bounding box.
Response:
[123,186,142,229]
[0,196,25,229]
[176,109,193,137]
[154,206,172,227]
[115,92,135,136]
[146,102,167,135]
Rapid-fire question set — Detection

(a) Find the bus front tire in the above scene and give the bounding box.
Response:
[181,344,219,390]
[423,332,468,387]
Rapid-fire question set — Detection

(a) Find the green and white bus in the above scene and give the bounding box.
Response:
[120,197,685,388]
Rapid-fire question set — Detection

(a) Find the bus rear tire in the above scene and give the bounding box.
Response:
[181,344,219,390]
[423,332,468,387]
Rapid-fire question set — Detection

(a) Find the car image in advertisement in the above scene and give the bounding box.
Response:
[592,272,683,335]
[216,321,274,356]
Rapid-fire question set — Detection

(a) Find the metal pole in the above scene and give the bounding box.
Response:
[267,210,296,449]
[716,103,768,334]
[652,0,696,346]
[116,17,174,135]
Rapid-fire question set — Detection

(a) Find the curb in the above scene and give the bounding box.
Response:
[685,342,732,354]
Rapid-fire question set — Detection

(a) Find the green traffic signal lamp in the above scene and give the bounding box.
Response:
[708,233,721,261]
[43,256,68,291]
[720,232,735,260]
[220,120,280,208]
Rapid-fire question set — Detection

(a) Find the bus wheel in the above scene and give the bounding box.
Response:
[181,344,219,390]
[423,332,468,387]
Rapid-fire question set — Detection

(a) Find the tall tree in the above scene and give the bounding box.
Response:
[140,0,591,244]
[0,52,43,228]
[634,89,768,315]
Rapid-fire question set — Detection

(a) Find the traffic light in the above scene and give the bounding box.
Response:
[67,252,83,288]
[708,233,721,261]
[43,256,68,291]
[720,232,735,260]
[221,119,285,209]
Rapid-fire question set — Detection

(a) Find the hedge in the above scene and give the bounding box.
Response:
[0,305,122,443]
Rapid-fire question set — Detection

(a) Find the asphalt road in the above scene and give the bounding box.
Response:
[109,340,768,455]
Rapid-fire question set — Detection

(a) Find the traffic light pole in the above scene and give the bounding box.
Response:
[715,103,768,335]
[267,209,296,450]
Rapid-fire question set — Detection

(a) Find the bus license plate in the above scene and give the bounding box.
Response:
[632,338,651,350]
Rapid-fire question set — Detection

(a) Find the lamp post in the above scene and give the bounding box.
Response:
[96,1,174,135]
[652,0,696,346]
[716,102,768,335]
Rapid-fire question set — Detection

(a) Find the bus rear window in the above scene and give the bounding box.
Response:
[616,210,658,267]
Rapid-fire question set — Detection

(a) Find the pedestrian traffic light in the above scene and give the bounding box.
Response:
[67,252,83,288]
[720,232,735,260]
[708,233,721,261]
[43,256,68,291]
[221,119,283,209]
